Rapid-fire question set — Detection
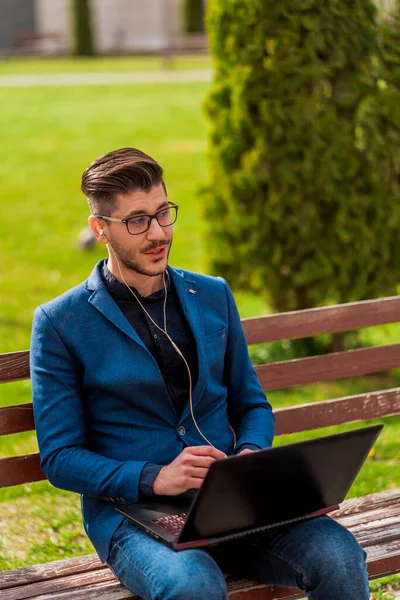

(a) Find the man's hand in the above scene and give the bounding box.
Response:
[153,446,227,496]
[237,449,256,456]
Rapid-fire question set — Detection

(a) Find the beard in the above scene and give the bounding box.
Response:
[109,236,172,278]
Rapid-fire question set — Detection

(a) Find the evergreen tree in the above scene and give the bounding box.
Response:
[204,0,400,313]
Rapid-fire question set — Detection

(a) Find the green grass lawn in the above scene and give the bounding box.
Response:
[0,70,399,597]
[0,54,211,75]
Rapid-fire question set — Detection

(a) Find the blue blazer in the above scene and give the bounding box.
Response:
[31,261,274,562]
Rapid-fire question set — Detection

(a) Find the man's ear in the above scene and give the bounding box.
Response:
[88,215,107,244]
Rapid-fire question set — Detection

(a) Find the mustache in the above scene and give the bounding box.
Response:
[141,241,170,253]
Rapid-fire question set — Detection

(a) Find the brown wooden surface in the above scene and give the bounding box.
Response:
[0,403,35,436]
[256,344,400,391]
[274,388,400,435]
[1,296,400,598]
[242,296,400,345]
[0,488,399,599]
[0,453,45,488]
[2,387,399,441]
[1,296,400,384]
[0,350,29,384]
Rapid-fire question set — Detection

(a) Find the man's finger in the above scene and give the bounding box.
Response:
[187,445,227,460]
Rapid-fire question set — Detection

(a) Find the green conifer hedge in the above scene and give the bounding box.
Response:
[204,0,400,312]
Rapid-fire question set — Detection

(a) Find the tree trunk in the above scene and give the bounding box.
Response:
[72,0,95,56]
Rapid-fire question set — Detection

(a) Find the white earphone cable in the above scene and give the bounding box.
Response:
[112,248,214,448]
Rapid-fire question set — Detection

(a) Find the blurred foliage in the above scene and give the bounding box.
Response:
[204,0,400,314]
[184,0,206,34]
[72,0,95,56]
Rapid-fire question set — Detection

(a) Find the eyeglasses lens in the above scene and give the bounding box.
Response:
[126,206,177,235]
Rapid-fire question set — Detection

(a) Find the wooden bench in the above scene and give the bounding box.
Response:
[13,30,64,55]
[1,295,400,599]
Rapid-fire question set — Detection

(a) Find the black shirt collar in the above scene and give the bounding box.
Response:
[101,259,170,302]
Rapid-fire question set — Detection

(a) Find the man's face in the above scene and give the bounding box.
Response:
[104,184,173,278]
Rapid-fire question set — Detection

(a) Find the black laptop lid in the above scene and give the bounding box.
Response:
[179,424,383,541]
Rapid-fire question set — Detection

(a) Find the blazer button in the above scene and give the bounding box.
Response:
[177,426,186,436]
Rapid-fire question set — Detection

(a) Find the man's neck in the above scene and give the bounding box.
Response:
[107,259,165,297]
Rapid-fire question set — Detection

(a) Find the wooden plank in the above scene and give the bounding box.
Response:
[0,554,104,590]
[0,568,115,600]
[229,588,302,600]
[256,344,400,391]
[1,489,399,598]
[0,403,35,436]
[5,489,395,589]
[0,453,45,488]
[242,296,400,345]
[1,296,400,385]
[331,488,400,518]
[2,386,400,442]
[367,553,400,579]
[29,582,135,600]
[0,350,30,384]
[26,581,135,600]
[0,544,398,600]
[0,389,398,443]
[337,506,400,531]
[274,388,400,434]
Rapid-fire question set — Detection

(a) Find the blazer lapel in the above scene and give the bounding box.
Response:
[168,267,207,419]
[86,262,149,351]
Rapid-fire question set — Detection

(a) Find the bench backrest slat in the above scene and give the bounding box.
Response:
[0,404,35,436]
[257,344,400,391]
[1,295,400,489]
[2,387,399,440]
[1,387,399,488]
[274,388,400,435]
[2,343,399,390]
[0,454,45,487]
[0,350,29,384]
[242,296,400,344]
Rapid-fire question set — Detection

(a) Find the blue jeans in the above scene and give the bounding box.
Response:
[107,516,369,600]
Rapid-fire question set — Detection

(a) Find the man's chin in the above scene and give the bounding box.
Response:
[141,259,168,277]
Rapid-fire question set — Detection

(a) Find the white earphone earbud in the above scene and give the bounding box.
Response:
[99,230,104,236]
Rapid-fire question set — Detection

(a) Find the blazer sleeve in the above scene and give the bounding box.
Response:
[220,279,275,449]
[31,306,147,504]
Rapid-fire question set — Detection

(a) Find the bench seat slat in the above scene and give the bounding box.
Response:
[330,488,400,517]
[242,296,400,344]
[333,505,400,530]
[1,489,399,600]
[257,344,400,391]
[2,489,398,588]
[0,554,105,590]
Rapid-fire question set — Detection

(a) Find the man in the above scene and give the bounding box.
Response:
[31,148,369,600]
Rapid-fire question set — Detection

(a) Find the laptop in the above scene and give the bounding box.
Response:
[116,424,383,551]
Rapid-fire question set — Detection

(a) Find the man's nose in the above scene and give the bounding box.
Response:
[146,217,167,240]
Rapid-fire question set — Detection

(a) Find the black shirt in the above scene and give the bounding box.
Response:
[101,260,198,419]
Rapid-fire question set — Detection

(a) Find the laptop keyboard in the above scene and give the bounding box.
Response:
[151,512,187,536]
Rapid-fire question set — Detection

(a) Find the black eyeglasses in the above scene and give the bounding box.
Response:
[95,202,178,235]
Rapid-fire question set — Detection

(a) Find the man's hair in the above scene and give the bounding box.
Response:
[81,147,166,214]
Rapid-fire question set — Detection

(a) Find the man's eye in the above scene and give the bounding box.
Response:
[158,209,169,218]
[129,216,147,226]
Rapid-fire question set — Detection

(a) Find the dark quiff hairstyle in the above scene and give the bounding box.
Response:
[81,147,167,214]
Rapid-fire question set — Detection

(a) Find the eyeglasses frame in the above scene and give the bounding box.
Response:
[95,202,179,235]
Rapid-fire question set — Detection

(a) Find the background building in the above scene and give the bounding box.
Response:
[0,0,187,55]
